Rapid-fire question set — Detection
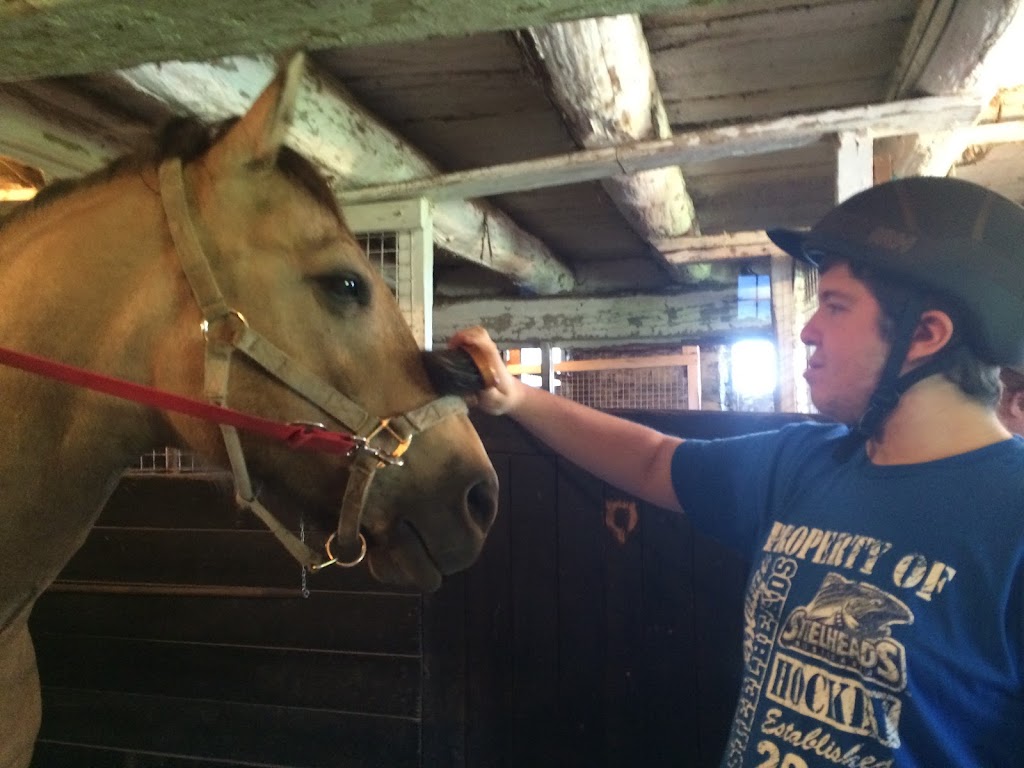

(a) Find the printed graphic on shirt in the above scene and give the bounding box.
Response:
[769,573,913,749]
[780,572,912,692]
[722,524,954,767]
[725,554,796,765]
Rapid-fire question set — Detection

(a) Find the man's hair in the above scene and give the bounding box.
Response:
[1000,366,1024,396]
[820,256,1001,407]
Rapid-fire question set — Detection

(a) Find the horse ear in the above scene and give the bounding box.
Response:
[207,51,306,171]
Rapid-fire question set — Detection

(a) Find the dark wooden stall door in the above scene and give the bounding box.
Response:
[445,411,797,768]
[29,410,800,767]
[29,475,426,768]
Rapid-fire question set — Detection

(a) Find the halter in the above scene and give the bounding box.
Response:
[157,157,469,571]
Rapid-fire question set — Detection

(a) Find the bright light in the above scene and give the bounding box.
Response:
[515,347,562,389]
[0,186,37,202]
[732,339,777,398]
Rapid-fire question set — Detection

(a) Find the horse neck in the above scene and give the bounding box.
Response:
[0,170,188,625]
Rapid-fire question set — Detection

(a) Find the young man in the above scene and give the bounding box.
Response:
[452,177,1024,767]
[998,365,1024,435]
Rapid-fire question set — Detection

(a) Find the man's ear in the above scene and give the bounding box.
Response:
[1010,390,1024,419]
[907,309,956,363]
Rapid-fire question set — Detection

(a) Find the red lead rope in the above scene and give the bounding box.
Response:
[0,345,357,455]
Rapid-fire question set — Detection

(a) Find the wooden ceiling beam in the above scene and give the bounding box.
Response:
[523,15,697,280]
[879,0,1024,178]
[0,0,720,83]
[340,94,980,204]
[654,231,781,264]
[114,56,576,295]
[433,286,771,347]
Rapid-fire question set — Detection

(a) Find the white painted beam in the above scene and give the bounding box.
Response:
[834,130,874,203]
[115,56,575,295]
[525,15,696,267]
[654,231,781,264]
[339,95,981,204]
[433,288,772,347]
[0,88,140,180]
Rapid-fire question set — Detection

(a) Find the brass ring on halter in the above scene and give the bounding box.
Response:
[201,309,249,344]
[319,531,367,569]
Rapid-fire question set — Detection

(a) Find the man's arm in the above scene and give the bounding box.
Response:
[450,326,684,513]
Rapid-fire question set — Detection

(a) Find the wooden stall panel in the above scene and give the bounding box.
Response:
[450,410,805,768]
[30,474,426,768]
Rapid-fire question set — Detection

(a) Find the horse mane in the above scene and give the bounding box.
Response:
[1,116,343,232]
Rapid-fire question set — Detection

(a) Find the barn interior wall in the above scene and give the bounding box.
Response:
[28,409,807,768]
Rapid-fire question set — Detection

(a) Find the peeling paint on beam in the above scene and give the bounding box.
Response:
[0,0,716,82]
[115,56,576,294]
[433,287,771,346]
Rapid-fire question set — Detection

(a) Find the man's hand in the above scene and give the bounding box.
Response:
[448,326,526,416]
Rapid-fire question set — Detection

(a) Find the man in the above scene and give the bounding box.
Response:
[998,365,1024,435]
[452,176,1024,767]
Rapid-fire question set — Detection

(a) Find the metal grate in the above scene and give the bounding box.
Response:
[130,447,217,475]
[557,346,692,411]
[358,231,399,296]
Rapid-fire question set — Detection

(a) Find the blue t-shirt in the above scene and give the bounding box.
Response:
[672,422,1024,768]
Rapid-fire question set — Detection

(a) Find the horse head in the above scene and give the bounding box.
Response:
[147,54,499,591]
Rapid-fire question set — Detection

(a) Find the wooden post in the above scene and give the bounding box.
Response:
[683,345,702,411]
[834,130,874,203]
[540,343,556,394]
[769,253,798,413]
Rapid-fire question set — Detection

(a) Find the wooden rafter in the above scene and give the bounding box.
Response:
[433,287,772,346]
[879,0,1024,177]
[0,0,720,82]
[523,14,697,277]
[340,95,980,204]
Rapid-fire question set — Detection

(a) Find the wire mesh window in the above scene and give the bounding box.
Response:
[358,232,399,296]
[556,346,693,411]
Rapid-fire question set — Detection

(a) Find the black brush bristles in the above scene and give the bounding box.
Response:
[422,348,488,396]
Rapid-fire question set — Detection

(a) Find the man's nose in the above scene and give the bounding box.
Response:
[800,312,819,346]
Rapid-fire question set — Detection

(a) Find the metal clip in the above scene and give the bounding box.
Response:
[347,436,406,467]
[289,420,327,432]
[359,418,413,467]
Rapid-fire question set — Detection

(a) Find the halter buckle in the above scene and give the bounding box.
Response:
[348,436,406,467]
[357,418,413,467]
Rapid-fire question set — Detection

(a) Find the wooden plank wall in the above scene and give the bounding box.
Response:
[447,409,807,767]
[28,409,805,768]
[29,475,426,768]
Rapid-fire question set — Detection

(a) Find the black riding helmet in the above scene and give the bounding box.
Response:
[767,176,1024,440]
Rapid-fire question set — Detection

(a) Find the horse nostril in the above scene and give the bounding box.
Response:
[466,474,499,533]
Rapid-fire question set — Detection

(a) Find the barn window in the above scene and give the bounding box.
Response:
[737,271,771,320]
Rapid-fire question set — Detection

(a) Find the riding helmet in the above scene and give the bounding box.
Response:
[767,176,1024,366]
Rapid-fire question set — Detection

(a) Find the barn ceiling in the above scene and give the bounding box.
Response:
[2,0,1024,346]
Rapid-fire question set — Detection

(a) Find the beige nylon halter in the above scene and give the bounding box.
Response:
[157,157,468,571]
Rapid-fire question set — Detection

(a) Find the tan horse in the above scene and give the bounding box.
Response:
[0,54,497,768]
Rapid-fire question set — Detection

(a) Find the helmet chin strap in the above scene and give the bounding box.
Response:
[835,295,958,460]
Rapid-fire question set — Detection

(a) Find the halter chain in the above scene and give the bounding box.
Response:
[158,157,467,571]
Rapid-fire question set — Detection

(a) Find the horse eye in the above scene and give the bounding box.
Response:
[314,272,369,308]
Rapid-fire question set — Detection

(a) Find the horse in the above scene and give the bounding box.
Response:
[0,53,498,768]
